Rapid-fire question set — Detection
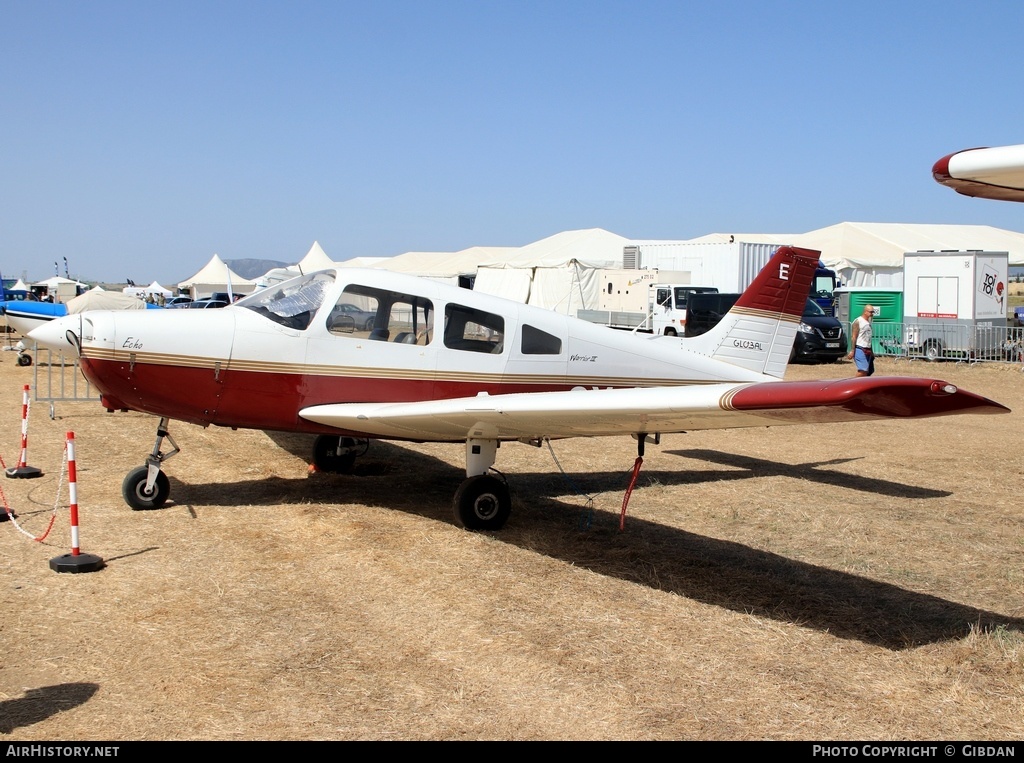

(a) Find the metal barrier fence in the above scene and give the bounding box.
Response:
[857,321,1024,364]
[30,343,100,419]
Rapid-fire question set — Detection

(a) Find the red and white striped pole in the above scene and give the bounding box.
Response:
[6,384,42,479]
[50,432,103,573]
[67,431,81,555]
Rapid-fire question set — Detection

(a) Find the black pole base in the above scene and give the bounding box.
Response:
[6,466,43,479]
[49,553,105,574]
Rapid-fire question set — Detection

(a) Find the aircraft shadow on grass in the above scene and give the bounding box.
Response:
[165,439,1017,651]
[0,683,99,735]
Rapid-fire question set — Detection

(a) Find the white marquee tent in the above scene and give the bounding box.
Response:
[239,222,1024,314]
[473,228,628,312]
[362,245,517,285]
[689,223,1024,288]
[179,254,255,299]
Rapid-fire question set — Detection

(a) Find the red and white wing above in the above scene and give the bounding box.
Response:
[933,144,1024,202]
[300,376,1008,442]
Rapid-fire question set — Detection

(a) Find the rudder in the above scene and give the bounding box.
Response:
[682,246,820,378]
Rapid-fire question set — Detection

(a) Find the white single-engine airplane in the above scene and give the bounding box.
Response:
[29,246,1008,530]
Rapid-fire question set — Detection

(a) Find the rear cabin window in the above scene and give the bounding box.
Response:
[444,304,504,354]
[520,324,561,355]
[327,285,433,345]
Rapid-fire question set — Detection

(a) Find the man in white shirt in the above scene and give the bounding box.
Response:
[847,304,875,377]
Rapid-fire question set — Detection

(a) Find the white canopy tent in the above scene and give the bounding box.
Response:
[474,229,628,313]
[364,246,517,285]
[179,254,255,299]
[32,276,87,303]
[253,242,333,288]
[145,281,173,297]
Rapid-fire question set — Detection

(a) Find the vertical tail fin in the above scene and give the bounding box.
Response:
[682,246,820,378]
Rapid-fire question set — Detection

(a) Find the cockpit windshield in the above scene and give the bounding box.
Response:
[238,271,335,330]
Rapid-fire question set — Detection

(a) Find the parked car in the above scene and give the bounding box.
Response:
[187,299,228,309]
[791,298,847,363]
[327,302,377,332]
[165,297,193,308]
[1014,306,1024,326]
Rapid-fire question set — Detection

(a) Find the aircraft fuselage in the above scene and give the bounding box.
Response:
[52,267,769,437]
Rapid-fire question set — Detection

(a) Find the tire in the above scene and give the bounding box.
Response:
[17,354,31,367]
[663,327,677,337]
[122,465,170,510]
[363,318,375,331]
[924,340,942,362]
[312,435,358,473]
[453,474,511,531]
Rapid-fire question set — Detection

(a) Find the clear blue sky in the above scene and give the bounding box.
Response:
[3,0,1024,285]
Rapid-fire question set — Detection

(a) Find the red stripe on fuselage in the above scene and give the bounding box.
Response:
[81,357,593,434]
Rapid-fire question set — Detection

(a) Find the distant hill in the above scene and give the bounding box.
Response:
[224,258,292,280]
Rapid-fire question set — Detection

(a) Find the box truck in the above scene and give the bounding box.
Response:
[902,251,1009,360]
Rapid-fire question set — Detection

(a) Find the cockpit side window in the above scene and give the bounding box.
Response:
[327,285,433,345]
[239,272,335,330]
[444,304,504,354]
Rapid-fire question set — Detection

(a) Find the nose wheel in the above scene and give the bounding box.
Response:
[122,417,179,510]
[122,465,170,510]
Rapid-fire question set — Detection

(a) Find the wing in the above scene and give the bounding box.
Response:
[933,145,1024,202]
[299,377,1008,442]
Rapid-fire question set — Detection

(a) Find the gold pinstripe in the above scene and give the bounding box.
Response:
[730,306,802,322]
[82,347,732,388]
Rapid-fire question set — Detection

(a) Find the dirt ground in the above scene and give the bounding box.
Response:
[1,346,1022,740]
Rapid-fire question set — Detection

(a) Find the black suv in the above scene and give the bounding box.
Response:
[791,298,847,363]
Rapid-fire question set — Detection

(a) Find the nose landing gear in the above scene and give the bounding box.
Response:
[122,417,179,510]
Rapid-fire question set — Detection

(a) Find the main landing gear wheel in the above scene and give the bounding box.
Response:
[312,435,367,474]
[122,465,170,511]
[17,353,31,367]
[453,474,511,531]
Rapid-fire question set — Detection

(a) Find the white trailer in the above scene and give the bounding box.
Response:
[622,240,783,292]
[902,251,1009,360]
[579,241,783,334]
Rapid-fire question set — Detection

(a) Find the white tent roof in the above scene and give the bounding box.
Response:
[11,279,28,291]
[145,280,172,296]
[474,229,629,313]
[795,222,1024,269]
[688,222,1024,287]
[33,276,85,287]
[336,256,391,269]
[297,241,335,272]
[367,247,517,280]
[687,223,1024,267]
[478,228,627,269]
[179,254,254,289]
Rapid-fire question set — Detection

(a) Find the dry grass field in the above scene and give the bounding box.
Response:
[1,345,1022,740]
